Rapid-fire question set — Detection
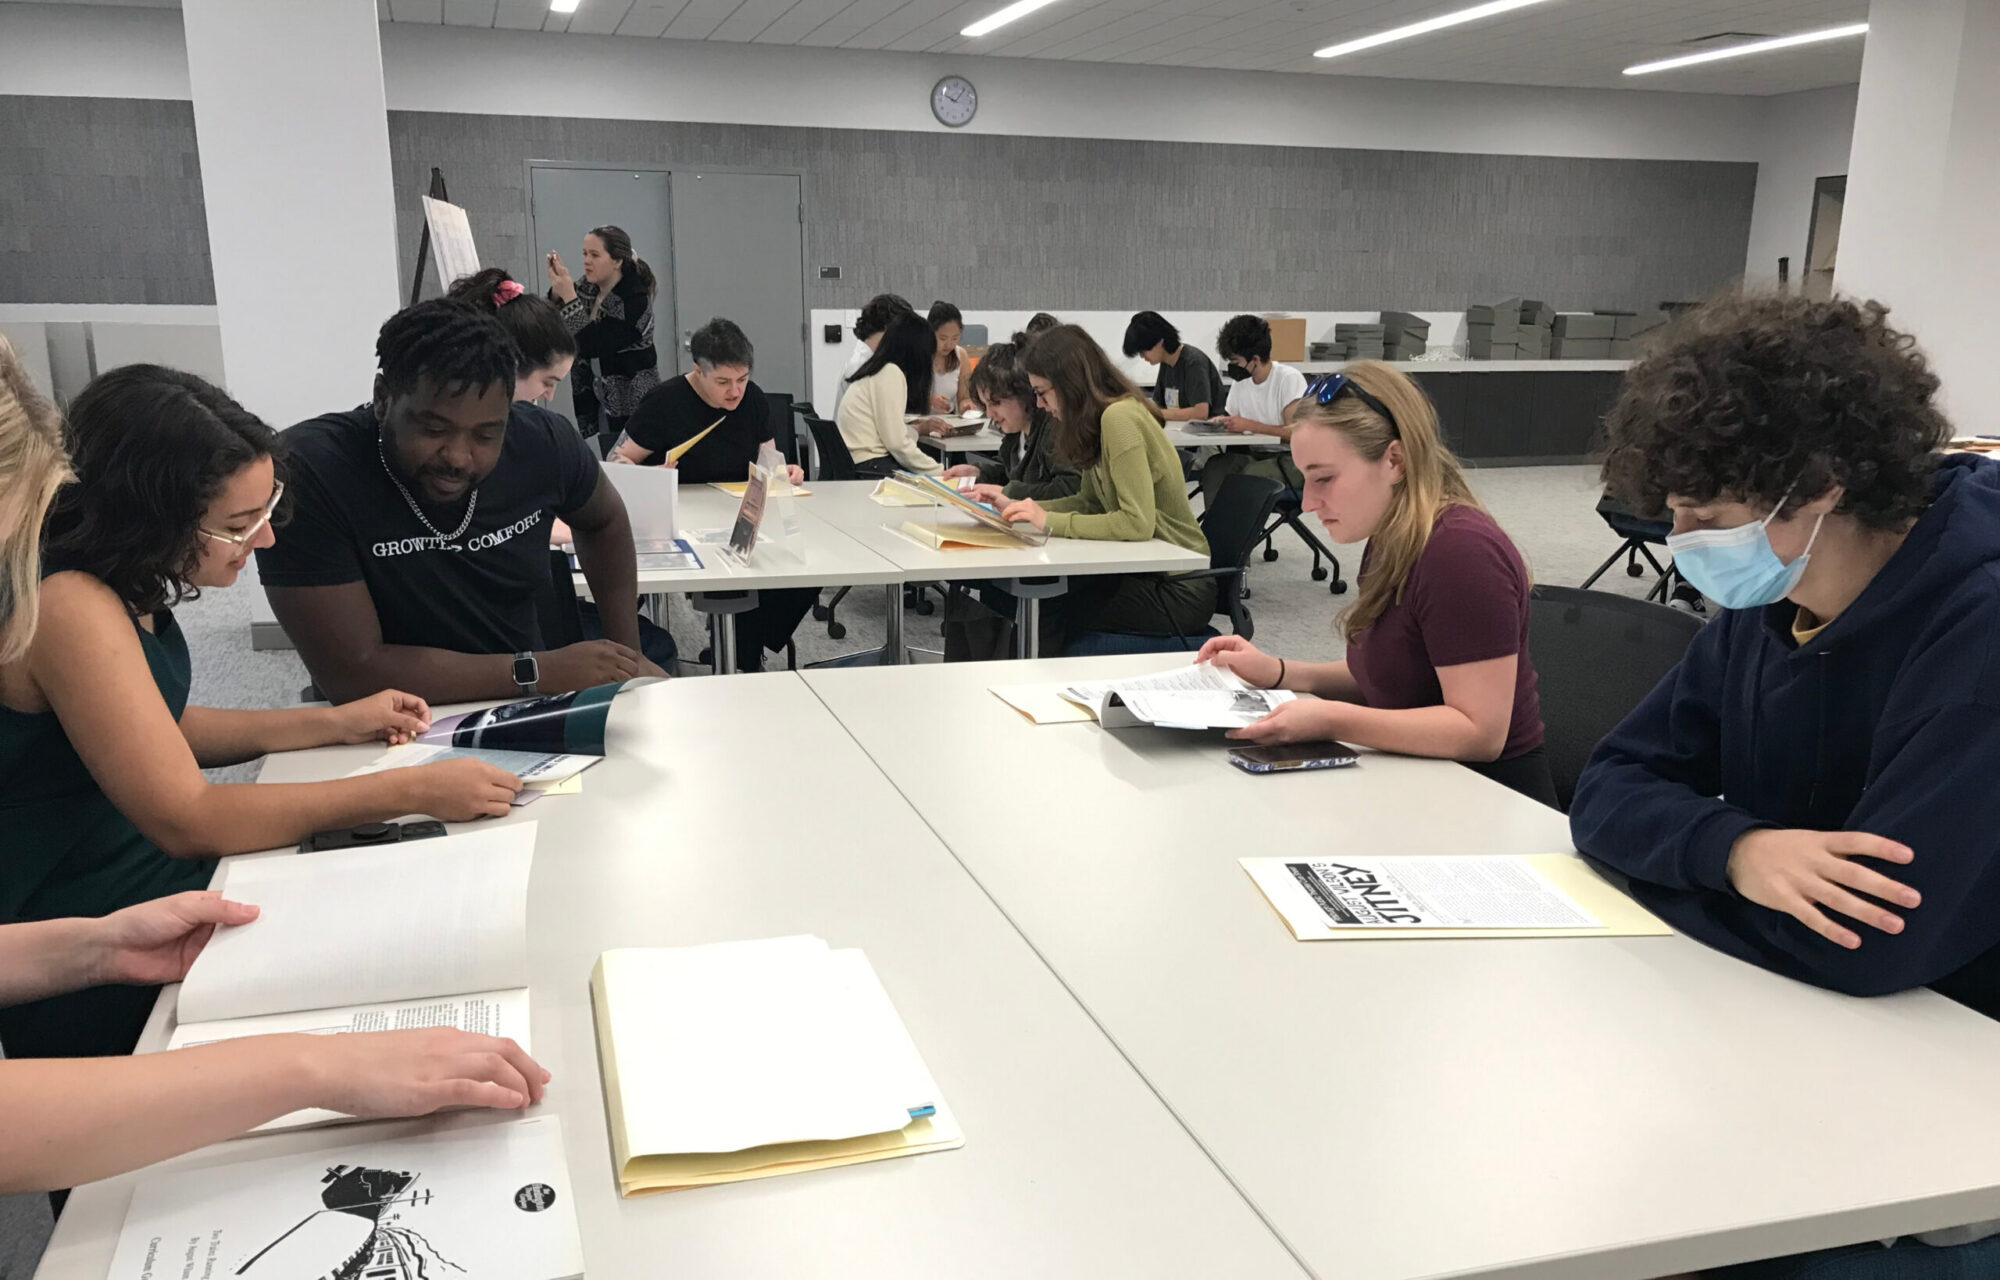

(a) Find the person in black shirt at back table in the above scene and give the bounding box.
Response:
[258,299,666,703]
[614,317,813,672]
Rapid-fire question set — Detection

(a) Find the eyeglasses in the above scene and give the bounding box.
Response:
[1303,372,1400,438]
[198,479,284,547]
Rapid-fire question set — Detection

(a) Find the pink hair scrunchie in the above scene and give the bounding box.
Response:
[493,279,525,305]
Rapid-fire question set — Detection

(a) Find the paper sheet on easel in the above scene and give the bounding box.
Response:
[989,684,1097,724]
[421,196,480,289]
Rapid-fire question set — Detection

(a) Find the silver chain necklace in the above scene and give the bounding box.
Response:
[378,434,478,542]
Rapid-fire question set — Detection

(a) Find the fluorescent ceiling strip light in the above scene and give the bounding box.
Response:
[961,0,1063,38]
[550,0,580,13]
[1624,22,1867,75]
[1314,0,1553,60]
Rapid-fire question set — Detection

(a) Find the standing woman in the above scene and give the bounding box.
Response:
[1196,364,1553,805]
[546,225,660,445]
[928,300,975,413]
[997,326,1212,655]
[448,267,576,405]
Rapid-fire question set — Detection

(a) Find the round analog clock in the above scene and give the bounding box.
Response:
[931,75,978,128]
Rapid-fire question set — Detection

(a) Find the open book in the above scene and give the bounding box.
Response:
[106,1115,582,1280]
[888,470,1048,546]
[166,824,537,1131]
[591,935,963,1196]
[1057,662,1295,729]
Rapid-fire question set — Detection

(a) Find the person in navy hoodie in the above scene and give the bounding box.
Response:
[1572,294,2000,1277]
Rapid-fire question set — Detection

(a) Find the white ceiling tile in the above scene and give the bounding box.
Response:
[709,0,812,41]
[492,0,549,28]
[615,2,681,35]
[662,0,741,39]
[441,0,497,24]
[567,0,638,32]
[389,0,444,21]
[753,0,864,43]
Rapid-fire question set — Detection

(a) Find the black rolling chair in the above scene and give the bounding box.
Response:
[790,401,820,478]
[1528,584,1707,811]
[1581,493,1705,613]
[804,417,860,639]
[1258,486,1348,596]
[1066,473,1284,655]
[764,392,800,469]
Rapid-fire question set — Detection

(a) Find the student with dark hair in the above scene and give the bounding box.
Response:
[1573,296,2000,1278]
[447,267,576,405]
[993,325,1210,655]
[841,292,916,384]
[1123,311,1227,423]
[615,318,811,672]
[260,299,663,705]
[838,311,948,476]
[1199,313,1309,505]
[927,300,975,413]
[546,225,660,442]
[1024,312,1060,336]
[0,362,521,1061]
[941,342,1078,505]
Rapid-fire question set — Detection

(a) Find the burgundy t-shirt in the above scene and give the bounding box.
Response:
[1345,504,1544,759]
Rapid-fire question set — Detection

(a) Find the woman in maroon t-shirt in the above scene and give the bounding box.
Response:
[1196,363,1553,805]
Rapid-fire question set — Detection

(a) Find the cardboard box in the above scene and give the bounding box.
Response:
[1379,311,1431,339]
[1467,298,1523,325]
[1384,338,1428,359]
[1551,337,1614,359]
[1264,315,1307,363]
[1466,320,1522,344]
[1467,340,1519,360]
[1520,300,1557,329]
[1553,313,1618,340]
[1613,311,1668,340]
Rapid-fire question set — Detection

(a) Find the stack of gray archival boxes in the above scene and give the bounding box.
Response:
[1379,312,1429,360]
[1332,323,1385,360]
[1516,300,1554,359]
[1611,310,1667,356]
[1467,298,1555,360]
[1552,313,1618,358]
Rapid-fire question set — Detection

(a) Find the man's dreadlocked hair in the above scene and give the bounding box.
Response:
[375,299,521,400]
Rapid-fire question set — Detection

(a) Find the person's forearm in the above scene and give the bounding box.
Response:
[179,705,344,768]
[0,917,98,1006]
[1242,419,1289,438]
[573,527,643,651]
[1161,404,1209,421]
[0,1037,327,1193]
[308,644,517,706]
[1328,702,1501,762]
[143,772,432,859]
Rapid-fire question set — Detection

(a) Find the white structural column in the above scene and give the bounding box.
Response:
[1838,0,2000,424]
[181,0,400,429]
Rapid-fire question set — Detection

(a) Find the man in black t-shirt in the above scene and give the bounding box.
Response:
[1123,310,1227,422]
[612,317,811,672]
[259,299,664,703]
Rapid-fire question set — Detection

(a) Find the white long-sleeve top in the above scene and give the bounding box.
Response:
[836,365,942,474]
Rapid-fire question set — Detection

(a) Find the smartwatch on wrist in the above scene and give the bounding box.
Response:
[512,651,539,695]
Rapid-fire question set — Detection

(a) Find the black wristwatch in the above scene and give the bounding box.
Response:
[512,650,539,695]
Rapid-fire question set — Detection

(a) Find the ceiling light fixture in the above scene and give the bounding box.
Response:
[1623,22,1867,75]
[550,0,581,13]
[961,0,1062,39]
[1314,0,1554,60]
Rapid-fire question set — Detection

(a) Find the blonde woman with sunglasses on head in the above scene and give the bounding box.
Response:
[0,359,521,1066]
[0,339,545,1209]
[1197,363,1554,805]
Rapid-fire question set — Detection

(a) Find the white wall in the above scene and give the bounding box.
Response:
[1741,85,1857,286]
[0,4,189,98]
[181,0,402,428]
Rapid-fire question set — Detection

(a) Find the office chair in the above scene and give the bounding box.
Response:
[1258,484,1348,596]
[1581,493,1705,613]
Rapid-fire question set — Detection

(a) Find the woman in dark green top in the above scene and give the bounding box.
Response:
[940,342,1081,505]
[0,366,523,1060]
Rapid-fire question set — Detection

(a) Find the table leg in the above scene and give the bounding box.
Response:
[1006,576,1068,661]
[710,612,738,676]
[883,584,906,665]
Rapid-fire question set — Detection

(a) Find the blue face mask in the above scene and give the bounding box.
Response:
[1666,499,1825,610]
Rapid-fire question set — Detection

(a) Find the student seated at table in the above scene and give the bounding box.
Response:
[991,325,1213,655]
[942,341,1080,504]
[0,352,521,1062]
[615,317,813,673]
[838,311,948,477]
[0,890,548,1195]
[1018,312,1060,344]
[447,267,576,405]
[1200,313,1309,506]
[1124,311,1227,423]
[260,299,665,704]
[1197,364,1553,805]
[1575,310,2000,1280]
[841,292,916,383]
[927,300,976,413]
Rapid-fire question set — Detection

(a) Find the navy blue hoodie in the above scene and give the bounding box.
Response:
[1571,453,2000,1012]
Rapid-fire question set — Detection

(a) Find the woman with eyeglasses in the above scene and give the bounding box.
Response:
[1196,362,1553,805]
[0,363,519,1062]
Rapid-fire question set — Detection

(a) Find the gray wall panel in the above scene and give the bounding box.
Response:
[0,96,214,305]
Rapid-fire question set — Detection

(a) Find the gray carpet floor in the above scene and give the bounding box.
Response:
[0,463,1659,1275]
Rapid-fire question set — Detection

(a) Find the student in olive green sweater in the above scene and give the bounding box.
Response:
[996,325,1214,654]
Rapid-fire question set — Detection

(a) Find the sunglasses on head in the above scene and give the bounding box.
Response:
[1303,372,1399,438]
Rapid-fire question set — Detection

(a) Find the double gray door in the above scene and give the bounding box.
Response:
[527,164,808,421]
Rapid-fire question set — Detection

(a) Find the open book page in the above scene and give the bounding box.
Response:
[106,1115,583,1280]
[1060,661,1250,705]
[1241,853,1673,941]
[595,937,936,1160]
[1060,662,1297,729]
[871,478,940,507]
[349,741,599,785]
[988,684,1099,724]
[897,521,1030,551]
[176,824,535,1025]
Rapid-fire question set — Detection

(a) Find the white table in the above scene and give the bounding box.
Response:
[803,481,1209,657]
[928,424,1284,454]
[801,654,2000,1279]
[34,676,1307,1280]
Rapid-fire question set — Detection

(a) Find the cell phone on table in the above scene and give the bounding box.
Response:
[298,819,448,853]
[1226,741,1359,775]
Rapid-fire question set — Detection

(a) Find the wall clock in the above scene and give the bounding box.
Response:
[931,75,978,128]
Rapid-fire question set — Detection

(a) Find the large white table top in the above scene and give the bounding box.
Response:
[800,654,2000,1279]
[931,424,1284,454]
[35,676,1306,1280]
[598,483,906,594]
[801,480,1210,582]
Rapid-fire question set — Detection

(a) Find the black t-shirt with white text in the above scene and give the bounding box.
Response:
[622,375,772,483]
[257,403,601,655]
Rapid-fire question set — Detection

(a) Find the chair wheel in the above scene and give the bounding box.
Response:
[915,599,935,616]
[812,604,831,621]
[1310,566,1328,582]
[1262,548,1279,562]
[1626,563,1645,577]
[827,622,847,640]
[1330,579,1348,596]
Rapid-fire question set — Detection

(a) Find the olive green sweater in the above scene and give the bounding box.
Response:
[1042,398,1209,558]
